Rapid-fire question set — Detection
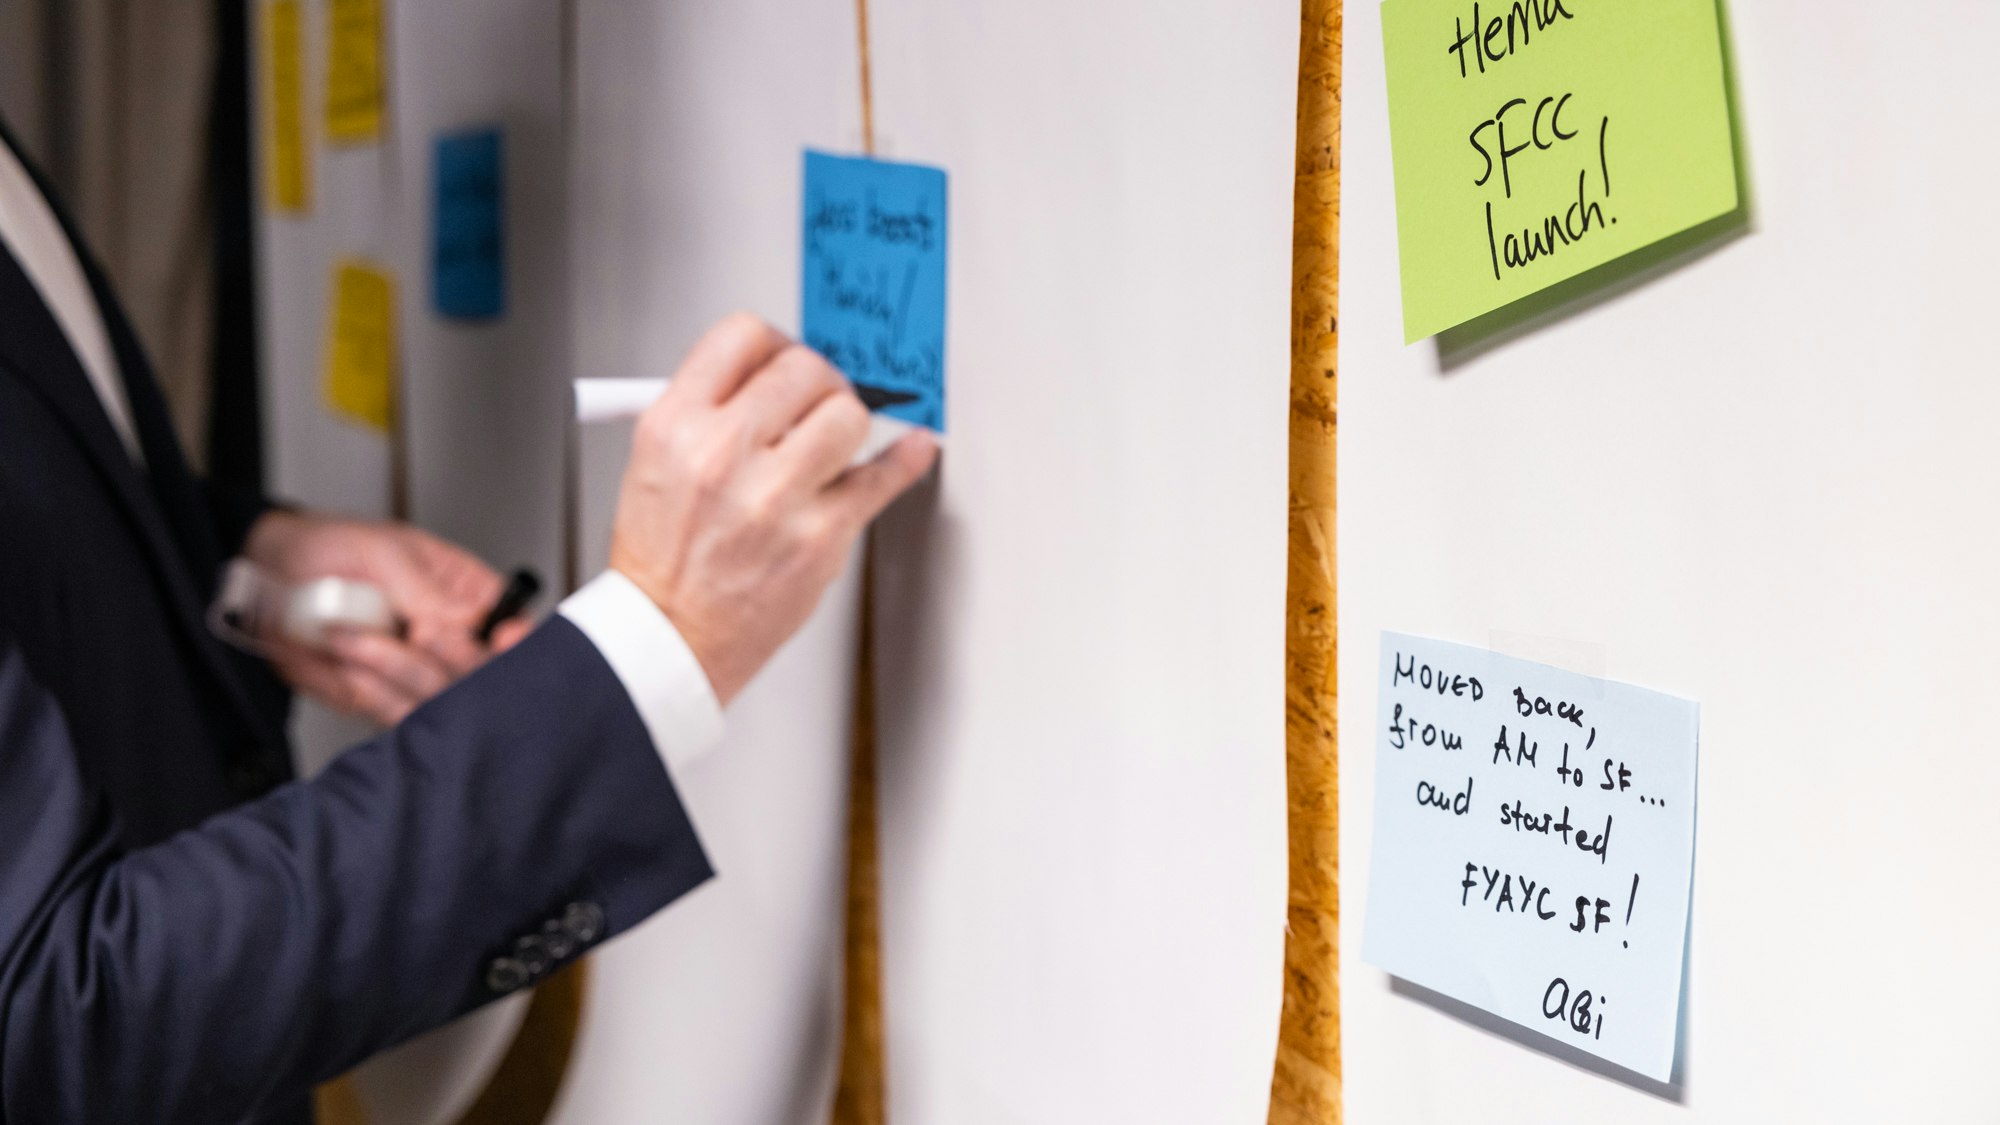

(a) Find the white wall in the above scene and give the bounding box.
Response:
[552,2,870,1122]
[862,2,1296,1120]
[1340,2,2000,1120]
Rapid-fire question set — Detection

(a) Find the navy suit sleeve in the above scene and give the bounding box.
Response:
[0,615,713,1123]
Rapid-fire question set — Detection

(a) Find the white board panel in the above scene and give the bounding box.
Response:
[863,3,1295,1120]
[550,414,864,1125]
[552,3,869,1122]
[1341,2,2000,1121]
[388,0,572,589]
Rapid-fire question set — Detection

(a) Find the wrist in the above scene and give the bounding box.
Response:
[559,570,729,766]
[605,559,743,706]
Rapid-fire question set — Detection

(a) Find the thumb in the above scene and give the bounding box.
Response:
[825,430,939,529]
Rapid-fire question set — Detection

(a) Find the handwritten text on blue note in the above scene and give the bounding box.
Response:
[1363,632,1698,1081]
[801,150,947,432]
[433,128,505,320]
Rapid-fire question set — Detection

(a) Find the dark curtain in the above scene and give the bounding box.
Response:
[205,0,264,494]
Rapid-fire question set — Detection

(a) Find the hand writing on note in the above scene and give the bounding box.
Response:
[609,313,939,704]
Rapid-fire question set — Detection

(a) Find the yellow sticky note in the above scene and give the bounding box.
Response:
[1381,0,1740,341]
[324,0,384,144]
[263,0,310,211]
[324,261,397,433]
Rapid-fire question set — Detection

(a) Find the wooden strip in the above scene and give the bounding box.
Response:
[832,542,888,1125]
[833,0,888,1119]
[313,961,590,1125]
[389,408,410,521]
[453,960,591,1125]
[313,1076,372,1125]
[855,0,876,156]
[1268,1,1343,1123]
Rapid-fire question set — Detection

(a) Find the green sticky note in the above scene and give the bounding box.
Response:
[1382,0,1739,342]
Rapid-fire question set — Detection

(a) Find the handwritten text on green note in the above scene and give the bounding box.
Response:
[1382,0,1738,342]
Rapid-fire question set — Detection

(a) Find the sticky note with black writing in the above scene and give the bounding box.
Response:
[433,128,506,320]
[1380,0,1739,341]
[1363,631,1699,1080]
[801,150,947,432]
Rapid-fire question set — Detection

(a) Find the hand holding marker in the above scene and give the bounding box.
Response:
[574,378,931,465]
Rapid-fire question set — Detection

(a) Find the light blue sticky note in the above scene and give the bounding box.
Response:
[801,150,947,432]
[1362,632,1698,1081]
[433,128,505,320]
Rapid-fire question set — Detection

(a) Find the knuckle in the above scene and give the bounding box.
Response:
[719,310,773,345]
[739,476,789,526]
[777,343,841,388]
[689,446,734,497]
[665,410,712,457]
[710,408,753,448]
[827,393,870,436]
[636,400,682,451]
[747,315,794,357]
[686,425,746,495]
[800,509,845,556]
[775,341,819,369]
[811,354,848,392]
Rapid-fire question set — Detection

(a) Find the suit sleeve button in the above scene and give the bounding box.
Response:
[540,919,577,961]
[514,934,554,977]
[486,957,530,993]
[563,901,606,944]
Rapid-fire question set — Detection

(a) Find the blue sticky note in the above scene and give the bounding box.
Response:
[801,150,947,432]
[433,128,505,320]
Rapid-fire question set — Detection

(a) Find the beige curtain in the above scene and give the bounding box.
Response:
[0,0,219,465]
[0,2,52,159]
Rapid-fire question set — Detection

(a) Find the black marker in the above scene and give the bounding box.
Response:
[476,567,543,644]
[853,382,920,410]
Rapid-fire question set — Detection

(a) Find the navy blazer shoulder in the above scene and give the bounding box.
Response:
[0,113,293,843]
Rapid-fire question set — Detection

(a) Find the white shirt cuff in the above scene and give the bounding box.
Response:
[559,570,725,773]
